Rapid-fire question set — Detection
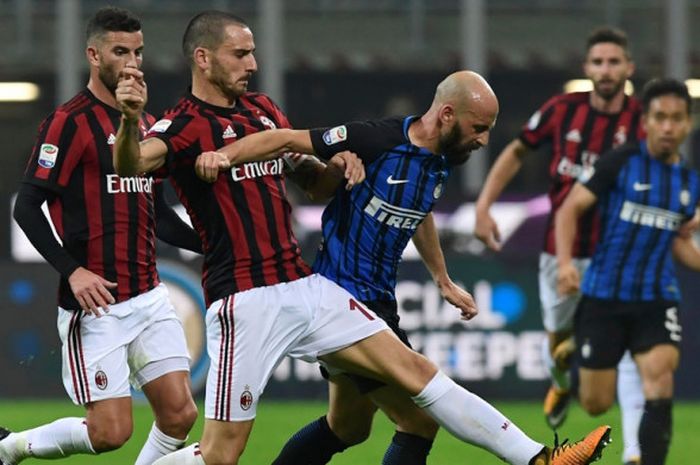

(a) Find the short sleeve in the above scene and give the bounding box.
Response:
[23,111,86,193]
[519,95,559,149]
[145,112,200,177]
[584,145,636,197]
[309,119,403,163]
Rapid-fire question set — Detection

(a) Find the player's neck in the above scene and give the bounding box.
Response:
[408,114,440,154]
[86,77,118,109]
[589,90,626,114]
[191,77,237,108]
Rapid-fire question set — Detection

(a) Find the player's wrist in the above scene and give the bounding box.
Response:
[121,114,141,125]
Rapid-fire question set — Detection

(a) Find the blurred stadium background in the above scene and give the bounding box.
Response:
[1,1,700,463]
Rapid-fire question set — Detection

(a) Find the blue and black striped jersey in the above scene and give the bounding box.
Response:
[309,116,450,301]
[582,140,700,301]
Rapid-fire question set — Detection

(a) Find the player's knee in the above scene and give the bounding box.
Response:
[579,394,613,416]
[156,398,199,438]
[88,421,133,452]
[394,413,439,439]
[328,413,373,446]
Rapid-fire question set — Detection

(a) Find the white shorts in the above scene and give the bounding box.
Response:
[57,283,191,405]
[204,273,388,421]
[539,252,591,333]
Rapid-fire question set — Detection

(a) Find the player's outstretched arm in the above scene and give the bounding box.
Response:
[225,128,314,165]
[474,138,531,251]
[413,213,478,320]
[555,183,597,296]
[113,67,167,176]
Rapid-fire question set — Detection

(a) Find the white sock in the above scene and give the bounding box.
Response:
[135,423,188,465]
[0,417,95,462]
[152,443,205,465]
[541,336,569,390]
[412,371,544,465]
[617,351,643,462]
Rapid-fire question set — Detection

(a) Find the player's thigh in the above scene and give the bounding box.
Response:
[369,384,438,439]
[320,329,436,396]
[574,297,626,369]
[127,285,192,385]
[142,370,197,431]
[200,418,255,465]
[539,253,588,334]
[204,283,314,422]
[578,367,617,415]
[634,344,679,399]
[57,307,133,405]
[326,374,377,443]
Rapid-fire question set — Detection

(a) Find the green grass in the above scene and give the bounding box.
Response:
[2,399,699,464]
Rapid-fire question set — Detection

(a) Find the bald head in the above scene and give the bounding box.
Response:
[433,70,499,116]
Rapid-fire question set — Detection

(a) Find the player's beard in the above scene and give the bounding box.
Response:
[210,57,246,103]
[593,77,625,101]
[438,124,478,166]
[98,64,120,95]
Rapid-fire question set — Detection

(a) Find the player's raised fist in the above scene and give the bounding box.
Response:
[196,151,230,182]
[116,65,147,121]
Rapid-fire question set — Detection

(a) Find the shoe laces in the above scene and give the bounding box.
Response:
[551,432,573,457]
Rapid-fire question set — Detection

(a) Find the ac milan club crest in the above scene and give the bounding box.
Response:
[240,387,254,411]
[95,370,108,390]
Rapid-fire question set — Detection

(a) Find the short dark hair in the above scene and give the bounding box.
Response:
[641,78,692,114]
[182,11,249,66]
[586,27,630,58]
[86,7,141,43]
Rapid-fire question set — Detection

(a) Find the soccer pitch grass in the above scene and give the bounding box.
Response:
[2,399,699,464]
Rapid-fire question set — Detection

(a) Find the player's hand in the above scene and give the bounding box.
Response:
[195,151,230,182]
[116,65,147,121]
[328,151,365,190]
[678,214,699,238]
[557,262,580,296]
[68,267,117,317]
[474,208,502,251]
[438,277,479,321]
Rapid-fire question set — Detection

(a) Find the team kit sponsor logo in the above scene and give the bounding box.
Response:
[619,200,684,231]
[230,158,284,182]
[557,150,599,182]
[363,196,426,230]
[106,174,154,194]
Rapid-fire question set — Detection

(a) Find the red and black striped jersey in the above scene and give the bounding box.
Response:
[23,89,159,309]
[146,91,311,306]
[519,91,644,257]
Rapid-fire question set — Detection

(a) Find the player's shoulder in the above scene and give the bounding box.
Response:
[600,141,641,168]
[555,91,590,106]
[50,90,93,121]
[241,91,279,110]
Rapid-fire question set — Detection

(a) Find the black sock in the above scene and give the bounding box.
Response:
[271,416,347,465]
[639,398,672,465]
[382,431,434,465]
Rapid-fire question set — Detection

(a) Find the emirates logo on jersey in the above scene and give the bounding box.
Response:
[230,159,284,182]
[106,174,154,194]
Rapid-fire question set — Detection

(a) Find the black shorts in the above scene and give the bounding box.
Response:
[574,297,682,369]
[320,299,411,394]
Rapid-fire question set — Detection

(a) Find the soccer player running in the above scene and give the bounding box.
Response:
[115,10,612,465]
[474,27,646,463]
[555,78,700,465]
[0,7,200,465]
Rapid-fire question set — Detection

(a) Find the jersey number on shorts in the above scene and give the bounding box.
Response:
[349,298,375,321]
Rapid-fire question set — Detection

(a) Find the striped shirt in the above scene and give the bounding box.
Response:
[309,116,450,301]
[582,141,700,301]
[23,89,158,309]
[147,91,311,306]
[520,91,644,257]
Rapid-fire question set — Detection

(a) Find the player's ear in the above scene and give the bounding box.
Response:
[438,104,455,127]
[86,45,100,66]
[193,47,210,71]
